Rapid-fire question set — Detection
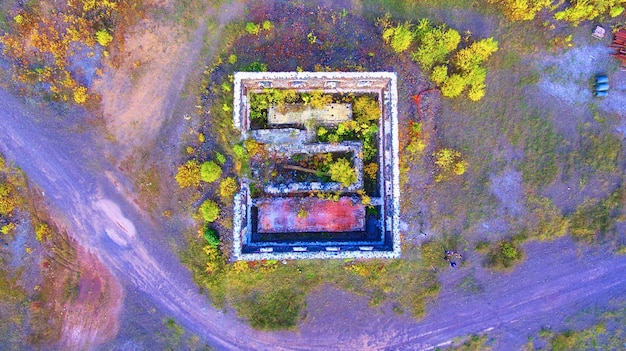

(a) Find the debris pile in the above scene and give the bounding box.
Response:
[610,28,626,69]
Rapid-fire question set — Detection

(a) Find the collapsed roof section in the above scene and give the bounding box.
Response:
[232,72,401,260]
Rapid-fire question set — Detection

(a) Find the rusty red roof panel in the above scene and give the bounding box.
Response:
[257,197,365,233]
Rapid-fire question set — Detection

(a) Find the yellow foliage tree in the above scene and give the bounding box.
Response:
[175,160,201,188]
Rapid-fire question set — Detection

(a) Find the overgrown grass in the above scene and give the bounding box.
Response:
[182,238,446,329]
[443,334,491,350]
[519,116,562,188]
[568,185,625,243]
[539,304,626,350]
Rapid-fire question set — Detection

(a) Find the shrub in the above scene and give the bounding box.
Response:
[95,29,113,46]
[35,223,51,242]
[262,20,274,31]
[329,158,357,187]
[486,239,524,269]
[243,138,262,157]
[1,223,16,235]
[219,177,238,200]
[73,86,88,104]
[353,95,380,123]
[364,163,378,180]
[175,160,201,188]
[526,195,569,241]
[215,152,226,165]
[0,184,17,215]
[245,22,260,35]
[433,148,468,182]
[200,161,222,183]
[199,200,220,223]
[382,22,414,53]
[228,54,237,65]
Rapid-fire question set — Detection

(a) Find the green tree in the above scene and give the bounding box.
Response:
[329,158,357,187]
[175,160,201,188]
[199,199,220,223]
[201,161,222,183]
[203,226,220,248]
[411,24,460,70]
[382,22,414,53]
[431,65,448,85]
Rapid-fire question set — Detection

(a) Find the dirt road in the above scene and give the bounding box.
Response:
[2,88,626,351]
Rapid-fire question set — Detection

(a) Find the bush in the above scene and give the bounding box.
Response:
[0,184,17,216]
[95,29,113,46]
[200,161,222,183]
[554,0,625,24]
[175,160,201,188]
[245,22,260,35]
[215,152,227,165]
[486,239,524,269]
[35,223,51,242]
[199,200,220,223]
[353,95,381,123]
[433,148,468,182]
[329,158,357,187]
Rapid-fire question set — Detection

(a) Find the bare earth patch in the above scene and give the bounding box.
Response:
[57,248,124,350]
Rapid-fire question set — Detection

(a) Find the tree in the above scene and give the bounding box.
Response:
[382,22,414,53]
[175,160,201,188]
[554,0,625,24]
[411,24,460,70]
[202,226,220,248]
[431,65,448,85]
[218,177,238,200]
[200,161,222,183]
[440,74,466,98]
[199,200,220,223]
[453,38,499,72]
[329,158,357,187]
